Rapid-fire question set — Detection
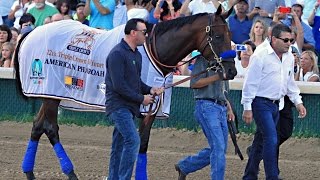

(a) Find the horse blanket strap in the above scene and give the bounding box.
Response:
[165,65,209,89]
[139,44,173,119]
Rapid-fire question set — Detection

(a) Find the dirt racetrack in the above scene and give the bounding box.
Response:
[0,121,319,180]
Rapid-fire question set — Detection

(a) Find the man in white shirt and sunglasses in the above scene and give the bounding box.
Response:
[241,23,307,180]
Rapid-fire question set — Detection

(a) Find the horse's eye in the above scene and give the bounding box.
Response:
[215,35,221,39]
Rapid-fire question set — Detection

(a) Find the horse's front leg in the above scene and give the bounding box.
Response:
[22,103,47,180]
[135,115,156,180]
[42,99,78,180]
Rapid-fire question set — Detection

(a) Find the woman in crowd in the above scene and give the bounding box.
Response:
[249,19,268,47]
[56,0,71,19]
[0,25,13,60]
[8,0,33,29]
[153,0,182,22]
[234,40,256,78]
[0,42,14,68]
[10,27,19,47]
[295,50,320,82]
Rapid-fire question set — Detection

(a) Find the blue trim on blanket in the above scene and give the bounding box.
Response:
[22,92,105,108]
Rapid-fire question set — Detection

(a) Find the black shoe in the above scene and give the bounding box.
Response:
[68,170,78,180]
[25,171,35,180]
[175,164,186,180]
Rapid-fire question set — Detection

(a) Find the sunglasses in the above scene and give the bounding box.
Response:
[277,37,295,43]
[135,29,147,35]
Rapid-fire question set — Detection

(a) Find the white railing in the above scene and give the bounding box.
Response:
[2,68,320,94]
[173,75,320,94]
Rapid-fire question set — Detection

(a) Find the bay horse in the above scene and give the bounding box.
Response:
[14,6,236,180]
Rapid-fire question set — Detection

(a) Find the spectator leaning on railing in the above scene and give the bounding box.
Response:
[0,42,14,68]
[295,50,320,82]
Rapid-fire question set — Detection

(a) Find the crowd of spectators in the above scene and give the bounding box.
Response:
[0,0,319,82]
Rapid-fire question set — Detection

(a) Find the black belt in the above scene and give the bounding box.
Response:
[196,98,227,106]
[256,96,279,104]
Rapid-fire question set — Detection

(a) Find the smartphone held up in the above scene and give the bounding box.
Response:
[235,44,247,52]
[279,6,291,14]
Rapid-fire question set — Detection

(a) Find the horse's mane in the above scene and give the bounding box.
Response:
[153,13,208,36]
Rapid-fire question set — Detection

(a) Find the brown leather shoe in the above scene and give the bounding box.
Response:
[175,164,187,180]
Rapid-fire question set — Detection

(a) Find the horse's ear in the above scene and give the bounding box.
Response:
[216,5,222,16]
[221,6,234,20]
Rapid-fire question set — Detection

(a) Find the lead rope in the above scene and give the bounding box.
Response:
[143,63,221,125]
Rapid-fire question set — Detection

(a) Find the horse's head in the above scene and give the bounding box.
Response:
[198,6,237,80]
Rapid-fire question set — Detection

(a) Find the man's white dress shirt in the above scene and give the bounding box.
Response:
[241,41,302,110]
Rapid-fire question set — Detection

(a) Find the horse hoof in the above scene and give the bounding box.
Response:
[25,171,35,180]
[68,170,78,180]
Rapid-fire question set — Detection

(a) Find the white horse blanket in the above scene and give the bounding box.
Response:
[18,20,172,118]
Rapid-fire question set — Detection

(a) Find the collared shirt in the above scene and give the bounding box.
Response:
[241,42,302,110]
[188,0,217,15]
[27,5,59,27]
[105,39,151,116]
[282,18,316,46]
[228,14,252,44]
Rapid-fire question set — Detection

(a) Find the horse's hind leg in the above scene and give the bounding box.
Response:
[135,115,156,180]
[41,99,78,180]
[22,100,49,180]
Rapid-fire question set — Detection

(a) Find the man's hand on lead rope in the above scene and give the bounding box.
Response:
[143,95,155,106]
[150,87,165,96]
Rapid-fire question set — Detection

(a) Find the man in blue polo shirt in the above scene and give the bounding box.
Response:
[105,18,164,179]
[228,0,252,44]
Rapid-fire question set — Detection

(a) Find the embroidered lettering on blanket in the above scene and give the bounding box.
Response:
[19,20,172,118]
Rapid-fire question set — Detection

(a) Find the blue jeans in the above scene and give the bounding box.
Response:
[108,108,140,180]
[243,97,280,180]
[178,100,228,180]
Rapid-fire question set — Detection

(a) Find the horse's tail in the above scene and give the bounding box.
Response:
[14,32,31,99]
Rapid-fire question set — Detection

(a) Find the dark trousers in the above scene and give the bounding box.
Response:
[276,96,294,174]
